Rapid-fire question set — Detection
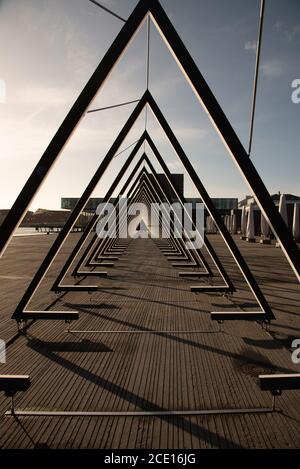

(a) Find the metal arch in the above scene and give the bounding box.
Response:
[127,172,234,293]
[4,0,297,320]
[71,168,196,278]
[69,152,197,278]
[11,92,275,320]
[50,89,274,316]
[68,143,233,288]
[70,134,239,289]
[56,131,245,291]
[95,169,232,296]
[75,163,205,278]
[82,160,207,273]
[54,149,209,290]
[94,156,234,292]
[1,0,298,282]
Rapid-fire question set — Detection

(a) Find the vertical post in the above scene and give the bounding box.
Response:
[11,395,15,414]
[272,394,276,412]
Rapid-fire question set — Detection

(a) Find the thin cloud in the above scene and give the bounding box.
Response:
[146,124,208,146]
[244,40,257,52]
[261,60,285,79]
[16,85,75,109]
[286,24,300,41]
[168,160,183,171]
[273,21,285,32]
[272,20,300,42]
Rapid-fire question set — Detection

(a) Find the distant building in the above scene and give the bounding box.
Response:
[61,198,100,212]
[238,193,300,237]
[61,174,184,211]
[61,170,237,213]
[211,198,238,210]
[62,196,238,212]
[0,209,90,228]
[0,210,33,226]
[238,193,300,208]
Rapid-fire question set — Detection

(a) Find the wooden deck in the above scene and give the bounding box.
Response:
[0,234,299,448]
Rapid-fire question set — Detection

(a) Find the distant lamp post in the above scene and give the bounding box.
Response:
[246,203,256,243]
[293,203,300,242]
[240,206,247,240]
[276,194,288,248]
[279,194,288,226]
[232,214,237,234]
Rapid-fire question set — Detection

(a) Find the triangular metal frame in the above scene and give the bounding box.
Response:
[53,145,214,291]
[94,161,230,292]
[74,167,198,274]
[79,133,219,276]
[73,171,199,282]
[2,0,297,322]
[10,91,277,321]
[72,165,200,277]
[87,174,205,270]
[75,151,234,293]
[58,150,205,282]
[127,171,230,291]
[67,140,234,285]
[0,0,298,285]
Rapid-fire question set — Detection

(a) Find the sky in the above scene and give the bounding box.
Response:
[0,0,299,211]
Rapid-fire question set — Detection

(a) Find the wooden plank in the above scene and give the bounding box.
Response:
[0,235,299,448]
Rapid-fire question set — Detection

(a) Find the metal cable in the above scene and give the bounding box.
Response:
[87,99,140,114]
[114,140,140,159]
[248,0,265,157]
[88,0,126,22]
[144,15,151,147]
